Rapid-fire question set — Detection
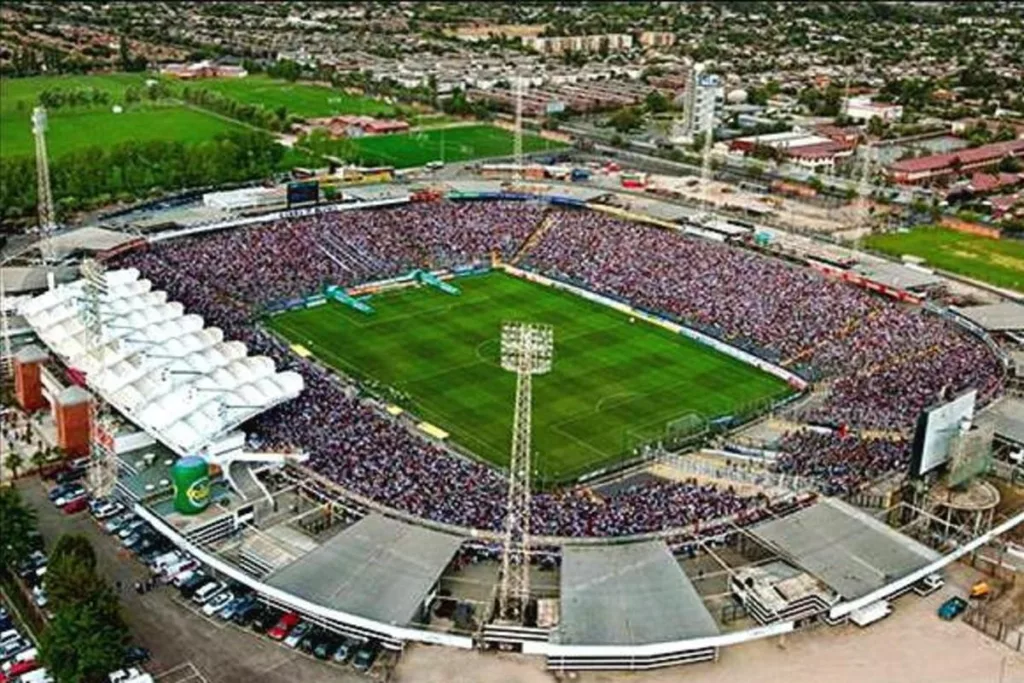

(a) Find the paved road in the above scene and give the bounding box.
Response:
[17,478,368,683]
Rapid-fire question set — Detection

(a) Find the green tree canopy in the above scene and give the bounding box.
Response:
[0,488,38,569]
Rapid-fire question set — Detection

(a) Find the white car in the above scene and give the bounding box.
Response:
[192,581,225,605]
[32,586,47,608]
[201,590,234,616]
[171,569,197,588]
[94,501,125,520]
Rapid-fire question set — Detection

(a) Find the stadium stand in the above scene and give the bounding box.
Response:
[112,201,1005,538]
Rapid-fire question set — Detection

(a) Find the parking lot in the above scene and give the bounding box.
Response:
[16,478,376,683]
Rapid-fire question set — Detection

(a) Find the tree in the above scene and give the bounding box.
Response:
[6,451,23,478]
[609,106,642,133]
[644,90,670,114]
[30,450,47,473]
[41,592,129,683]
[867,116,886,138]
[0,488,38,569]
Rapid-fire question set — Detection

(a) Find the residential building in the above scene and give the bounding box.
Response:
[843,95,904,123]
[887,139,1024,185]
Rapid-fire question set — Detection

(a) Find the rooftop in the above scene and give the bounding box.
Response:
[264,513,463,625]
[556,540,719,646]
[954,301,1024,331]
[749,498,939,600]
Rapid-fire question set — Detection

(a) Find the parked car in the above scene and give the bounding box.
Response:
[62,497,89,515]
[117,519,148,540]
[218,594,254,621]
[234,602,264,627]
[177,573,210,598]
[47,484,76,502]
[267,612,299,640]
[164,560,199,584]
[313,636,337,660]
[121,646,151,667]
[52,487,86,507]
[352,641,379,672]
[332,638,354,664]
[105,513,135,534]
[283,621,311,648]
[938,596,968,620]
[201,589,233,615]
[92,501,125,520]
[55,467,86,485]
[297,627,319,653]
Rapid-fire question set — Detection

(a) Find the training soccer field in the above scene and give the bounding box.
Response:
[329,124,568,168]
[268,272,791,482]
[194,75,396,118]
[865,226,1024,292]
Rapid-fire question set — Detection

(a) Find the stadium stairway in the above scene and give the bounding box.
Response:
[510,211,561,266]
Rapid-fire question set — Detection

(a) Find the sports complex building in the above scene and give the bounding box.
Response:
[5,178,1024,672]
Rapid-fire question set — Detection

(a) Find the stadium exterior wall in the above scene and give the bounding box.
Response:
[502,264,809,390]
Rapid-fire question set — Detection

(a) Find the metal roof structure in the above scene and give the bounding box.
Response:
[19,267,303,456]
[990,397,1024,445]
[851,262,944,291]
[556,541,719,646]
[749,498,939,600]
[265,513,463,626]
[1,265,79,294]
[39,227,140,260]
[954,302,1024,332]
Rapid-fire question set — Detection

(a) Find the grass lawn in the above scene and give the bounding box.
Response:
[268,272,791,482]
[328,124,568,169]
[865,226,1024,292]
[0,73,150,115]
[0,103,245,159]
[193,75,396,118]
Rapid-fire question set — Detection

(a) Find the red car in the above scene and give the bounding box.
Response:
[62,497,89,514]
[4,659,39,677]
[266,612,299,640]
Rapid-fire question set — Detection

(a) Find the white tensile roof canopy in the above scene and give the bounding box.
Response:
[19,267,304,456]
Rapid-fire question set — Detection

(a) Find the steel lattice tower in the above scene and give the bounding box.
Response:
[32,107,56,264]
[79,259,119,498]
[498,322,553,622]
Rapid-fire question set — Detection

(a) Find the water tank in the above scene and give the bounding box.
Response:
[727,89,748,104]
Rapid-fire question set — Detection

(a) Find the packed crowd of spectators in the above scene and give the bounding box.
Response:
[114,200,1004,537]
[149,201,544,307]
[774,430,911,496]
[524,211,1003,431]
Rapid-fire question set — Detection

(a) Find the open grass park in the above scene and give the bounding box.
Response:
[268,272,792,482]
[865,226,1024,292]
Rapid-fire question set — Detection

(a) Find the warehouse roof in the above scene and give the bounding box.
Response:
[890,139,1024,174]
[749,498,939,600]
[265,514,463,625]
[556,541,719,646]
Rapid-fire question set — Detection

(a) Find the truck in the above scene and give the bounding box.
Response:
[849,600,893,628]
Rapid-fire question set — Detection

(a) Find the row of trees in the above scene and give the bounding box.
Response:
[0,130,288,221]
[180,86,293,132]
[37,87,113,110]
[0,489,131,682]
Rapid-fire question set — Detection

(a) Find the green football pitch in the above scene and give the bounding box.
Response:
[864,226,1024,292]
[328,124,568,169]
[268,272,791,482]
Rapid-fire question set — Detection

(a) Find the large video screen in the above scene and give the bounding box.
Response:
[287,180,319,207]
[909,389,978,478]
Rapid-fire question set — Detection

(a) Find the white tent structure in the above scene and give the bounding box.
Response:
[19,267,304,456]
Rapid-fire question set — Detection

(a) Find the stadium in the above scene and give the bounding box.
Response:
[6,180,1023,674]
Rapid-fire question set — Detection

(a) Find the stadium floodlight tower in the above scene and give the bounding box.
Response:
[32,106,57,264]
[498,321,553,622]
